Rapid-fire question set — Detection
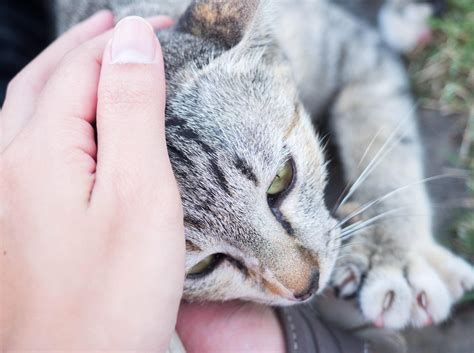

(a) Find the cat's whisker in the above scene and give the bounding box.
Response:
[333,173,459,231]
[333,208,438,253]
[337,128,407,211]
[334,252,362,262]
[341,210,435,235]
[331,125,386,215]
[335,240,367,252]
[330,239,368,254]
[225,300,252,320]
[339,210,440,242]
[339,208,404,241]
[334,103,419,213]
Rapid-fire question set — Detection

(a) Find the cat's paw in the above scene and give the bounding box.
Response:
[424,245,474,301]
[331,243,474,329]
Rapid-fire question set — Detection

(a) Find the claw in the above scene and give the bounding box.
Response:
[340,270,356,290]
[417,291,434,326]
[417,291,428,309]
[334,267,359,298]
[373,291,395,328]
[383,290,395,311]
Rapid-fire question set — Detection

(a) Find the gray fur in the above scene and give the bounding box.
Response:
[53,0,474,329]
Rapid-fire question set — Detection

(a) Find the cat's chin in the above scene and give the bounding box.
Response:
[183,291,318,307]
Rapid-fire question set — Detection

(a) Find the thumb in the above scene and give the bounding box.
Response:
[93,17,175,208]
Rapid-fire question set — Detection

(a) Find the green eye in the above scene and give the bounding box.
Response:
[267,159,294,197]
[187,254,222,277]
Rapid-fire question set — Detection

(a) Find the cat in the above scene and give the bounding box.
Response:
[54,0,474,330]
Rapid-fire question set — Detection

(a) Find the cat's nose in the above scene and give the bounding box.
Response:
[294,270,320,301]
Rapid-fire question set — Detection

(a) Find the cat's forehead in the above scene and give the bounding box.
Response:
[171,82,301,182]
[181,57,298,128]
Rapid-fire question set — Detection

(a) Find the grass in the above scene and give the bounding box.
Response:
[408,0,474,299]
[408,0,474,114]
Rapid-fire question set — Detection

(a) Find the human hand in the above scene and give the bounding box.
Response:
[0,12,183,352]
[177,301,286,353]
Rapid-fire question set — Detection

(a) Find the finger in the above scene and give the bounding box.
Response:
[33,16,173,129]
[1,11,114,150]
[1,14,174,153]
[24,17,172,204]
[92,17,173,208]
[23,31,113,204]
[146,15,175,29]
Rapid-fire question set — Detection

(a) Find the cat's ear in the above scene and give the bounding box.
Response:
[176,0,275,51]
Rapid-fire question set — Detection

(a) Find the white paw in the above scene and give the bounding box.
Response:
[359,266,412,329]
[331,243,474,329]
[424,245,474,301]
[406,255,451,327]
[331,252,368,298]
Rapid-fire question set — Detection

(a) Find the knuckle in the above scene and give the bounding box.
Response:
[54,43,99,83]
[105,167,145,206]
[1,152,23,196]
[58,50,87,75]
[5,74,26,99]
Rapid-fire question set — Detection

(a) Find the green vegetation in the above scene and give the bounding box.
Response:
[408,0,473,113]
[409,0,473,299]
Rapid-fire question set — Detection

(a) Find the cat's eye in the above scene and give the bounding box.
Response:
[187,254,223,278]
[267,159,295,198]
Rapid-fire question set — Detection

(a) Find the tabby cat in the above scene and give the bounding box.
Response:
[54,0,474,330]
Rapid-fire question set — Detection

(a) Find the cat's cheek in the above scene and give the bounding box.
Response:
[182,263,250,301]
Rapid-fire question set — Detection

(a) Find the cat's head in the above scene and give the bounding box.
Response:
[160,0,340,305]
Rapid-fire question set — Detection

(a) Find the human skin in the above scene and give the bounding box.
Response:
[0,12,285,353]
[1,12,183,352]
[177,301,285,353]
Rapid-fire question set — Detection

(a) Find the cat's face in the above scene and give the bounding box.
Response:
[164,0,340,305]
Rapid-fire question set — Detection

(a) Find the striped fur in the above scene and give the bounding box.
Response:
[53,0,474,328]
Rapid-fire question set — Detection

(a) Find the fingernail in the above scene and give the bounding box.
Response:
[146,15,175,29]
[111,16,156,64]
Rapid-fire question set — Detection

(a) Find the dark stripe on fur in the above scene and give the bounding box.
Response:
[179,126,215,155]
[209,159,231,195]
[166,116,188,128]
[271,207,295,236]
[167,143,194,166]
[167,114,231,194]
[184,216,206,230]
[234,157,258,185]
